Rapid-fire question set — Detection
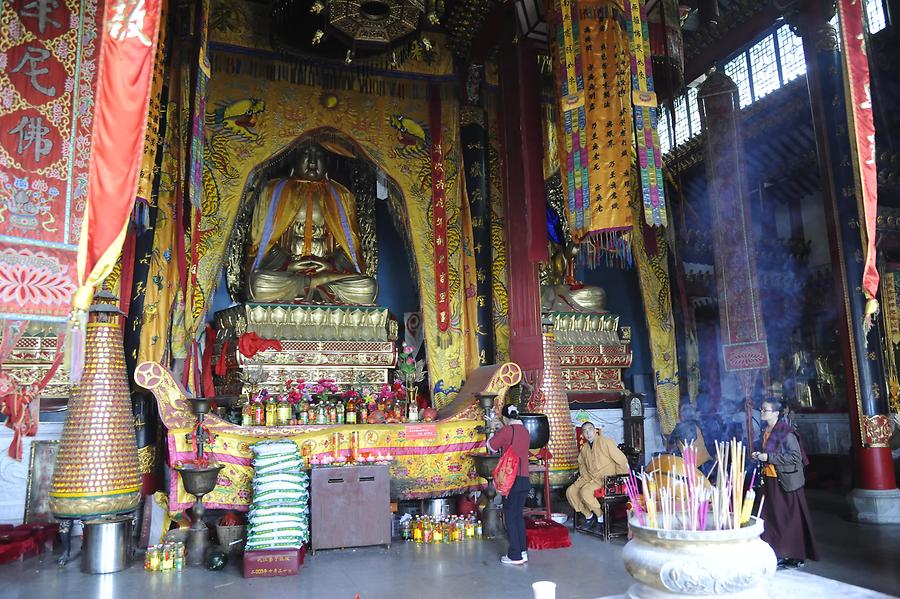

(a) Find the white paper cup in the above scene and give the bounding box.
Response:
[532,580,557,599]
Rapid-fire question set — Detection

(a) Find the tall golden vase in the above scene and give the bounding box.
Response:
[50,294,141,518]
[535,330,579,487]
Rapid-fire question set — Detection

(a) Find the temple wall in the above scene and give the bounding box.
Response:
[0,423,62,525]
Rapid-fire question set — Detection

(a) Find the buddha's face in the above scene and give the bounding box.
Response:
[297,145,326,181]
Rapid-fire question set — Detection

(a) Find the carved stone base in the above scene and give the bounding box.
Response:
[848,488,900,524]
[214,303,398,395]
[215,303,397,342]
[548,311,632,394]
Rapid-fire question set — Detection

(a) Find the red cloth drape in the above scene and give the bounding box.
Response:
[837,0,879,310]
[76,0,163,309]
[238,333,283,359]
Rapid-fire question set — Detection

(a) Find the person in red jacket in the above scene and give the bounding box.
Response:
[487,404,531,565]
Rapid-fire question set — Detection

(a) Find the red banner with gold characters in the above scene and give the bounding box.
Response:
[0,0,101,321]
[837,0,879,322]
[429,87,449,332]
[73,0,162,312]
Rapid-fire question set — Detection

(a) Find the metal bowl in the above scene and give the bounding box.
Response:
[519,412,550,449]
[175,464,224,497]
[469,453,500,479]
[189,397,212,416]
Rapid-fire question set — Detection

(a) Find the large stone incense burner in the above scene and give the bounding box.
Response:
[623,516,776,598]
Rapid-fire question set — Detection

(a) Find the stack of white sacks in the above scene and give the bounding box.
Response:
[246,440,309,551]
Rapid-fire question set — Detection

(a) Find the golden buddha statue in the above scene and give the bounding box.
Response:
[541,241,607,313]
[247,144,378,305]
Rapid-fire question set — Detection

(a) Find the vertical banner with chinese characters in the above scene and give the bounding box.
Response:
[0,0,101,321]
[837,0,880,331]
[429,86,450,332]
[550,0,633,244]
[74,0,162,313]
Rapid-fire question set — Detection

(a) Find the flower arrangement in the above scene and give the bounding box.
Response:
[312,378,340,397]
[397,343,426,387]
[251,389,270,404]
[284,379,311,405]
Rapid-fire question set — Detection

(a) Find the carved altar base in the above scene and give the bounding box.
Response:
[213,303,398,394]
[547,311,633,398]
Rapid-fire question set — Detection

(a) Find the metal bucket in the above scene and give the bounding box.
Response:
[422,498,453,519]
[81,515,134,574]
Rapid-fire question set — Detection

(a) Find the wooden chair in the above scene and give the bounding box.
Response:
[571,474,630,541]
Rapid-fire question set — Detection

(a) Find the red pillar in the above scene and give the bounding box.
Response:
[790,1,899,510]
[498,36,547,374]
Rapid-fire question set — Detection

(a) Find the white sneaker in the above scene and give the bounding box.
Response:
[521,551,528,562]
[500,555,526,565]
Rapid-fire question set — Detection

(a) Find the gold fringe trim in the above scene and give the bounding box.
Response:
[210,50,458,100]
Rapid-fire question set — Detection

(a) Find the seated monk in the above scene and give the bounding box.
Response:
[247,143,378,305]
[565,422,629,528]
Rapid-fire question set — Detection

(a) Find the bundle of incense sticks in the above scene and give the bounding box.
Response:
[626,438,757,532]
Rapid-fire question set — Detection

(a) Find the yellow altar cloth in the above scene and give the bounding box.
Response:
[167,421,486,511]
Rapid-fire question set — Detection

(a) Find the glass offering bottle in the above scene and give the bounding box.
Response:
[317,402,327,425]
[241,401,251,427]
[434,518,443,543]
[251,399,265,426]
[300,399,310,425]
[413,517,423,543]
[265,396,277,426]
[336,400,345,424]
[277,396,291,426]
[345,398,357,424]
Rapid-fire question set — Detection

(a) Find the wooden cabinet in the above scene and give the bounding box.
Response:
[310,464,391,552]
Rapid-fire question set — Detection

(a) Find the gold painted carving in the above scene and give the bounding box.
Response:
[861,414,891,448]
[137,445,156,475]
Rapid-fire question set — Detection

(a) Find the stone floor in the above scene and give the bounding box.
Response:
[0,490,898,599]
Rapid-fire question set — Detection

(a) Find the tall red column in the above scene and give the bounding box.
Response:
[498,37,547,374]
[788,0,899,522]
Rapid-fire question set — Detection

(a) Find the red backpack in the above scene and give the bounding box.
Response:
[492,427,520,497]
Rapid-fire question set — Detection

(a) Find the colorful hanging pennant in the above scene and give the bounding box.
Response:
[698,72,769,375]
[625,0,667,228]
[837,0,879,332]
[551,0,589,238]
[429,86,450,332]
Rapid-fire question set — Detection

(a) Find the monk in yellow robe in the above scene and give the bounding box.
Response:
[565,422,630,524]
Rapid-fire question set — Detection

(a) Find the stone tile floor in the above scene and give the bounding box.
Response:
[0,490,897,599]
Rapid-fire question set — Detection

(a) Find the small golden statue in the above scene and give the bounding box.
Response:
[541,241,607,313]
[247,144,378,305]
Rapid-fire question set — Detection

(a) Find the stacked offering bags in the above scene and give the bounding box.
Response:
[246,440,309,551]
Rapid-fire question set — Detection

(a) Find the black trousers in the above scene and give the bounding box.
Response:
[502,475,531,559]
